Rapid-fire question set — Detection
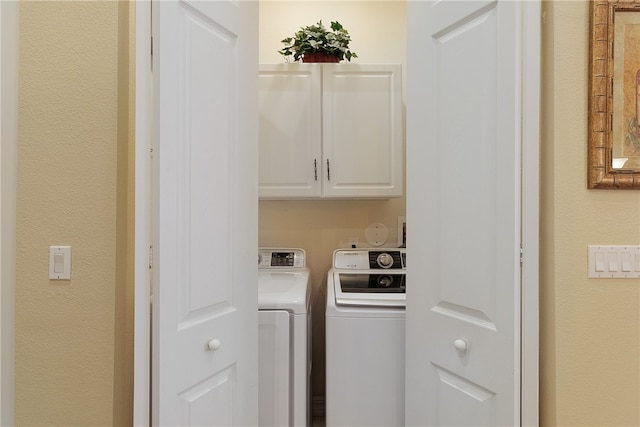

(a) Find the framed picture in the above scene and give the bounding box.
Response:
[589,1,640,188]
[397,216,406,248]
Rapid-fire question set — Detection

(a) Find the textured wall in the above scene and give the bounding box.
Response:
[540,1,640,425]
[112,1,135,425]
[258,1,407,399]
[16,2,120,425]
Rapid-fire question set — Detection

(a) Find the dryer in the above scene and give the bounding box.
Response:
[326,248,406,427]
[258,248,311,427]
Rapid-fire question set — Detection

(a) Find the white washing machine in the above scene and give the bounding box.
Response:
[258,248,311,427]
[326,248,406,427]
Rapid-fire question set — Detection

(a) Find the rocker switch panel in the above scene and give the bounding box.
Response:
[49,246,71,280]
[588,245,640,278]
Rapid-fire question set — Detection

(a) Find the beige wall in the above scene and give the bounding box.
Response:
[540,1,640,425]
[15,1,132,425]
[259,1,407,399]
[112,1,135,425]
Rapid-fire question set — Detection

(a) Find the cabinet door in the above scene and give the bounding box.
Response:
[259,64,322,198]
[322,64,403,198]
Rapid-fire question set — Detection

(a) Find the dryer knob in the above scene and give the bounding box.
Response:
[377,275,393,287]
[377,253,394,268]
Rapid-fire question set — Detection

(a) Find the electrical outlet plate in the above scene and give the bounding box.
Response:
[588,245,640,278]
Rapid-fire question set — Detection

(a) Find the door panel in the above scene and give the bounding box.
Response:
[406,1,521,425]
[153,1,258,425]
[177,7,233,321]
[433,366,496,425]
[177,367,234,426]
[322,64,403,198]
[433,4,501,331]
[258,65,322,198]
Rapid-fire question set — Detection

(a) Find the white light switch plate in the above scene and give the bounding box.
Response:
[49,246,71,280]
[588,245,640,278]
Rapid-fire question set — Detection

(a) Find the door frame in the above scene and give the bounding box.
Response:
[132,1,540,425]
[133,0,151,425]
[0,1,18,425]
[520,1,540,425]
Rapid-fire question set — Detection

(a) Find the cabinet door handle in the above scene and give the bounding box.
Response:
[326,159,331,181]
[314,159,318,181]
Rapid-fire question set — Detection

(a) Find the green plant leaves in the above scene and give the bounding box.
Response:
[278,20,357,62]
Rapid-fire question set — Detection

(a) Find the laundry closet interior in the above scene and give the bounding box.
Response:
[257,0,408,418]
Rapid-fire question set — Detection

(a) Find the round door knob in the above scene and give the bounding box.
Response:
[454,338,468,353]
[207,339,221,351]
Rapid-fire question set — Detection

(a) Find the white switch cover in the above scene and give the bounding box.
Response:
[49,246,71,280]
[588,245,640,278]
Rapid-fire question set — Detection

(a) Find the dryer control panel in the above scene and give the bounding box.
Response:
[258,248,306,268]
[334,249,406,270]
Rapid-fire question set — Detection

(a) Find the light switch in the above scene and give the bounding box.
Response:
[595,252,605,272]
[608,252,619,271]
[588,245,640,278]
[53,253,64,273]
[622,252,632,272]
[49,246,71,280]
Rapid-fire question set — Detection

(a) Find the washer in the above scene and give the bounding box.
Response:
[326,248,406,427]
[258,248,311,427]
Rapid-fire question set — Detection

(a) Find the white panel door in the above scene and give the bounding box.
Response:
[322,64,403,198]
[152,1,258,426]
[258,64,322,198]
[406,1,525,425]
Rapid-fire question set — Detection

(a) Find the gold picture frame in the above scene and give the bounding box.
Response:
[589,0,640,189]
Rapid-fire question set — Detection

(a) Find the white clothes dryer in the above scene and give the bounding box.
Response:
[258,248,311,427]
[326,248,406,427]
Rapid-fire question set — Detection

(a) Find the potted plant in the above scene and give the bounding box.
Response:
[279,20,358,63]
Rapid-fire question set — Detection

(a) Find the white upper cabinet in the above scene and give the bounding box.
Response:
[259,63,403,199]
[259,65,322,198]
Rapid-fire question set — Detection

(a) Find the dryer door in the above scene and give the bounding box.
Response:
[258,310,291,426]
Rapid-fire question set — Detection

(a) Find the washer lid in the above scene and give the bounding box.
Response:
[258,270,310,314]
